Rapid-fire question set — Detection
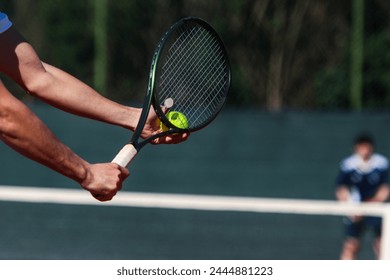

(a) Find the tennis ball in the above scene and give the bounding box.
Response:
[160,111,189,131]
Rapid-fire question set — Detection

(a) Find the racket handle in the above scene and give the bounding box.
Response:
[112,144,138,167]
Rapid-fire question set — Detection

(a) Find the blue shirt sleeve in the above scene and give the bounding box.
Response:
[336,169,350,187]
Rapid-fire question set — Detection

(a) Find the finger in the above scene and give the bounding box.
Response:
[103,195,114,202]
[173,132,189,143]
[92,192,115,202]
[110,162,129,176]
[119,166,130,179]
[151,132,189,145]
[92,192,104,201]
[117,178,125,191]
[165,132,190,144]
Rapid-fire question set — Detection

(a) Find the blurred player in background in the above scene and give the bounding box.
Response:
[0,12,188,201]
[335,133,390,259]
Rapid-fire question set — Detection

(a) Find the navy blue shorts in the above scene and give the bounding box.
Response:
[343,216,382,238]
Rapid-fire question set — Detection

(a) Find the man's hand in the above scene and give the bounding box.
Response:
[81,163,129,202]
[335,186,350,202]
[140,107,189,145]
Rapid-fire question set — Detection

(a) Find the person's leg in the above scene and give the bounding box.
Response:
[373,237,381,259]
[369,216,382,259]
[340,237,360,259]
[340,218,362,259]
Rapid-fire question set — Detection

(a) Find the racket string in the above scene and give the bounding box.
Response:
[172,51,227,126]
[159,28,213,91]
[179,61,227,125]
[169,68,227,128]
[184,70,228,127]
[160,27,203,79]
[157,25,228,129]
[160,26,218,95]
[161,43,223,116]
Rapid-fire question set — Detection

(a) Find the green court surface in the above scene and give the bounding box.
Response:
[0,104,388,259]
[0,201,347,259]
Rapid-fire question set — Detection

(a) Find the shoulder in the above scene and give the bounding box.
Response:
[340,154,389,172]
[371,154,389,170]
[340,155,359,172]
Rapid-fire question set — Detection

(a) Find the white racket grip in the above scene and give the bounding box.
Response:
[112,144,138,167]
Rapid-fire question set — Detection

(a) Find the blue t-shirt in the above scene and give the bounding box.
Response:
[0,12,12,34]
[336,153,389,201]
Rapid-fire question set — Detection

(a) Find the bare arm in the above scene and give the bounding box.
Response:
[0,80,128,201]
[335,185,350,202]
[0,27,188,143]
[0,27,139,129]
[366,184,390,203]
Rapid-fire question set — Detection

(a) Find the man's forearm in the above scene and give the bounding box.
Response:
[367,184,390,203]
[0,88,90,184]
[35,63,141,131]
[0,27,188,146]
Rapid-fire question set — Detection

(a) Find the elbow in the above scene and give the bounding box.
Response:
[23,71,53,99]
[0,102,18,140]
[0,107,19,140]
[0,82,29,140]
[0,97,26,141]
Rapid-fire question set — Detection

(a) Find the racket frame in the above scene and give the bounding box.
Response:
[112,17,230,166]
[152,17,231,133]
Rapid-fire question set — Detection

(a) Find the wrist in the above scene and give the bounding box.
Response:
[117,106,140,131]
[78,163,93,190]
[65,157,92,190]
[127,107,141,131]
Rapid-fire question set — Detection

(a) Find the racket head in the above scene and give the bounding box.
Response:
[150,17,231,132]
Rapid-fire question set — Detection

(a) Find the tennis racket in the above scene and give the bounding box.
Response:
[112,17,231,167]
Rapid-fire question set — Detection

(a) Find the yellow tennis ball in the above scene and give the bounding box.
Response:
[160,111,189,131]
